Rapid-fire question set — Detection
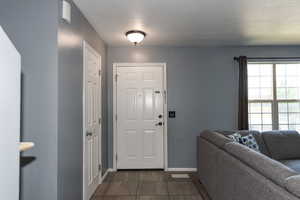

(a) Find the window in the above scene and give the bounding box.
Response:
[248,63,300,132]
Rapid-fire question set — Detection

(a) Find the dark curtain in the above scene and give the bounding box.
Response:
[238,56,249,130]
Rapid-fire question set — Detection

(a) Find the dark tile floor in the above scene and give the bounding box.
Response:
[92,171,210,200]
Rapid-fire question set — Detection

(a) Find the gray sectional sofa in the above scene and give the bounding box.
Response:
[197,130,300,200]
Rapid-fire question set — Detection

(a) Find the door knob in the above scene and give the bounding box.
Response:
[158,114,163,119]
[86,132,93,136]
[155,122,163,126]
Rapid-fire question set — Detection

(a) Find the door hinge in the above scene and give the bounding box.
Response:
[115,114,117,121]
[115,154,118,161]
[163,90,167,104]
[98,70,101,76]
[98,118,101,124]
[98,164,102,172]
[115,74,118,82]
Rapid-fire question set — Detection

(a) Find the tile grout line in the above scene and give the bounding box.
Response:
[136,172,141,200]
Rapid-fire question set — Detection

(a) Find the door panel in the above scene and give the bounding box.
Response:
[0,26,21,200]
[84,42,101,200]
[116,66,164,169]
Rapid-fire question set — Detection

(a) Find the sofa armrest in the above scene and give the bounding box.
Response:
[200,130,232,148]
[225,142,298,188]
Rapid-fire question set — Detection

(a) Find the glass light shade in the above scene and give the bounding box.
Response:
[126,31,146,44]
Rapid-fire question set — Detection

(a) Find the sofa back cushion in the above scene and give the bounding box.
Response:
[262,131,300,160]
[225,142,298,188]
[200,130,232,148]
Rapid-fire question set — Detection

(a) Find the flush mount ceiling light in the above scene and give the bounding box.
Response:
[125,30,146,45]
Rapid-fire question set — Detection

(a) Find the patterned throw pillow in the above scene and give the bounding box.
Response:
[228,133,243,143]
[228,133,260,152]
[241,134,260,152]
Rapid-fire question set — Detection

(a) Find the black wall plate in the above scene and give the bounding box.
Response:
[168,111,176,118]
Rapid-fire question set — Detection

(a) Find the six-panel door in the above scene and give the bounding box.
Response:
[116,66,164,169]
[84,42,101,200]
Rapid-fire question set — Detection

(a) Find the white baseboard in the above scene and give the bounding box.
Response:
[101,170,109,182]
[103,168,196,173]
[101,168,115,183]
[166,168,197,172]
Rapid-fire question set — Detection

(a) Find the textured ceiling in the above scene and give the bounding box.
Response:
[73,0,300,46]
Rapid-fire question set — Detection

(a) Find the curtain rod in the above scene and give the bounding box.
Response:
[233,57,300,61]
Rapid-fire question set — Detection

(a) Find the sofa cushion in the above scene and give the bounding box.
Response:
[200,130,232,148]
[225,142,298,187]
[280,160,300,174]
[286,175,300,198]
[262,131,300,160]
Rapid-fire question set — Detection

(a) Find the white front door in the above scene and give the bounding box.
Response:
[0,26,21,200]
[116,66,165,169]
[83,42,101,200]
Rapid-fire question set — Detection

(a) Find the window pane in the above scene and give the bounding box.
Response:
[248,64,273,100]
[279,125,288,130]
[276,64,300,100]
[276,65,286,76]
[248,64,260,76]
[288,102,300,113]
[249,103,261,113]
[289,113,300,124]
[262,114,272,124]
[248,77,260,88]
[288,124,300,132]
[279,101,300,132]
[248,88,260,100]
[249,124,262,131]
[260,66,273,76]
[262,125,272,131]
[287,88,299,99]
[261,88,273,99]
[277,77,286,87]
[278,102,288,112]
[286,65,299,76]
[248,101,272,131]
[262,103,272,113]
[277,88,286,99]
[279,113,288,124]
[261,77,272,87]
[250,114,261,124]
[287,77,299,87]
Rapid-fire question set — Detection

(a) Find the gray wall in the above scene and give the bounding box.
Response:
[107,46,300,168]
[58,1,108,200]
[0,0,59,200]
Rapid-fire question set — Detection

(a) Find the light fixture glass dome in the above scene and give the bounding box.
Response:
[126,30,146,45]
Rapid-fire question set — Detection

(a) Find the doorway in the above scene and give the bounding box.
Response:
[83,41,102,200]
[113,63,168,170]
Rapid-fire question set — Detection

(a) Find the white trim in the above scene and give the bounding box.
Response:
[112,63,168,171]
[101,169,110,182]
[107,168,116,172]
[101,168,116,183]
[166,168,197,172]
[82,41,102,200]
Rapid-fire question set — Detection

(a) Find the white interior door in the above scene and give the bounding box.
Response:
[0,26,21,200]
[83,42,101,200]
[116,66,164,169]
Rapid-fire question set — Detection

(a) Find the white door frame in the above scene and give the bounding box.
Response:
[82,41,102,200]
[113,62,168,171]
